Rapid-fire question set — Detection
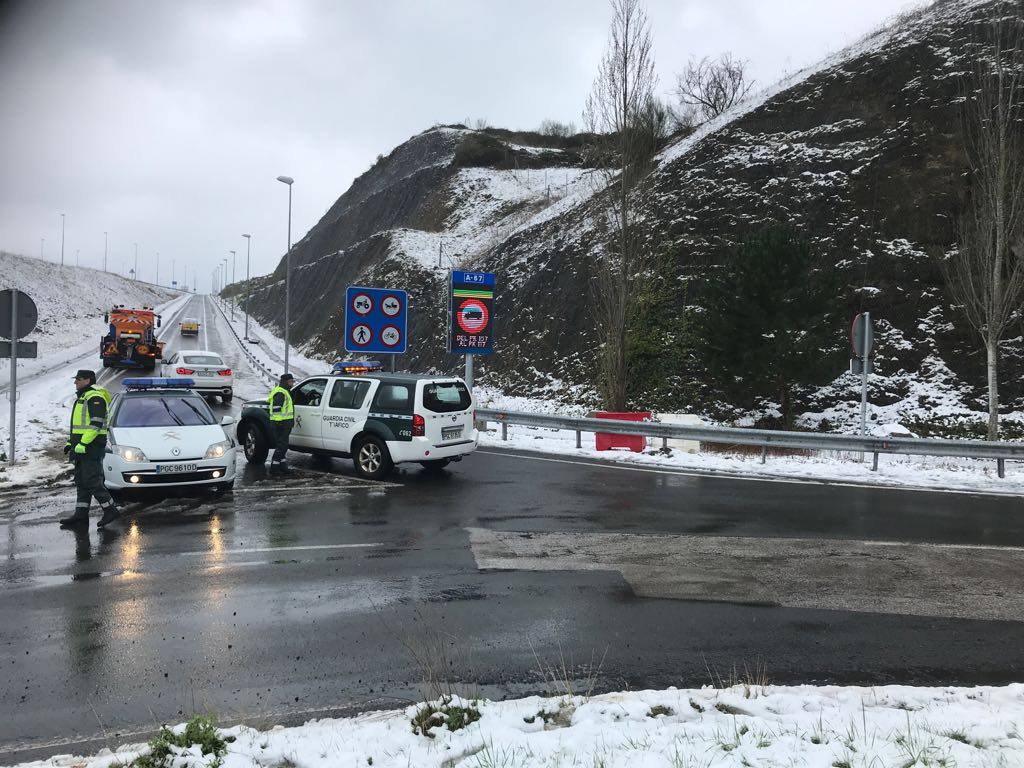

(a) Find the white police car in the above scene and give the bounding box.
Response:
[103,378,237,496]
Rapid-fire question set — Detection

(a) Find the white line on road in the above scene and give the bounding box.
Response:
[476,449,1022,498]
[177,542,383,556]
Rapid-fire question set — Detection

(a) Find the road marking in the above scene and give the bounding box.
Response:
[467,527,1024,622]
[178,542,382,556]
[476,449,1022,498]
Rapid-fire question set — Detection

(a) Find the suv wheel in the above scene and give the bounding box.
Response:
[354,436,393,480]
[241,425,269,464]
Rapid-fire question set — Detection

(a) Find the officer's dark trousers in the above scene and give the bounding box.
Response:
[271,420,293,464]
[73,439,116,517]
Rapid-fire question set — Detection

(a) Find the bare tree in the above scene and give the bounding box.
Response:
[539,118,578,137]
[674,53,754,125]
[940,8,1024,440]
[584,0,657,410]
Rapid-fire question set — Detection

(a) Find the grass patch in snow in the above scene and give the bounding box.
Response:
[410,697,481,738]
[132,714,234,767]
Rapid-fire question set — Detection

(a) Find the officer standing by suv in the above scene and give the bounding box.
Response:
[267,373,295,474]
[60,369,120,529]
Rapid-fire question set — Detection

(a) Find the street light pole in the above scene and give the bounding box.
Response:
[241,234,251,339]
[229,250,237,321]
[103,231,108,272]
[276,175,294,374]
[60,213,65,267]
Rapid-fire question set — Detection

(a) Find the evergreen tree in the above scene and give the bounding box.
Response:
[698,227,844,425]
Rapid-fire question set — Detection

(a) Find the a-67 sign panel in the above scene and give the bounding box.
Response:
[449,271,494,354]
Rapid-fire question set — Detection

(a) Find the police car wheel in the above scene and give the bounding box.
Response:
[354,436,392,480]
[241,426,269,464]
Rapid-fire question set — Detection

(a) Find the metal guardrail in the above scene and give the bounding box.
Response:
[476,408,1024,478]
[209,296,276,385]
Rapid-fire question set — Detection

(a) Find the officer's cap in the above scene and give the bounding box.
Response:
[74,369,97,382]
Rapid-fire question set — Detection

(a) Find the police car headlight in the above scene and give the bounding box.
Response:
[205,440,231,459]
[114,445,147,463]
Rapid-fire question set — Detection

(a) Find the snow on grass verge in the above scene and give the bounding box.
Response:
[12,684,1024,768]
[478,422,1024,496]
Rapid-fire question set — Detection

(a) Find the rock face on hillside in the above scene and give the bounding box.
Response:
[239,0,1024,435]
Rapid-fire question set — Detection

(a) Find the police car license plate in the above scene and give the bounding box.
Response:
[156,463,198,474]
[442,426,463,440]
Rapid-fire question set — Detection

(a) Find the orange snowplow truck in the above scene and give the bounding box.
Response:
[100,305,164,369]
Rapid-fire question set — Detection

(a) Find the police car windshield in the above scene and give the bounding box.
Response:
[114,395,215,427]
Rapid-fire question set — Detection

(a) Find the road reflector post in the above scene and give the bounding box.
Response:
[872,452,879,472]
[760,444,767,464]
[576,430,582,449]
[502,422,507,441]
[998,458,1005,479]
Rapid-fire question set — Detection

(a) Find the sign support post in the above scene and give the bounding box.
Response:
[465,353,473,390]
[8,289,16,464]
[859,311,870,442]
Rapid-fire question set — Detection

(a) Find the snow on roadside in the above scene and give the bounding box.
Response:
[478,421,1024,496]
[0,252,188,486]
[12,684,1024,768]
[1,251,179,383]
[210,297,322,381]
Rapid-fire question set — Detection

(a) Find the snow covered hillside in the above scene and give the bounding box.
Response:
[1,251,178,377]
[235,0,1018,438]
[0,251,181,481]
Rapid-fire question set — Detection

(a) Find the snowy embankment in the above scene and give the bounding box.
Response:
[0,251,183,486]
[474,387,1024,495]
[13,684,1024,768]
[211,296,322,381]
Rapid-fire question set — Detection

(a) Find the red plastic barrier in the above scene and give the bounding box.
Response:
[594,411,651,452]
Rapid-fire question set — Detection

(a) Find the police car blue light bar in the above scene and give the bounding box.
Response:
[331,360,383,374]
[123,377,196,389]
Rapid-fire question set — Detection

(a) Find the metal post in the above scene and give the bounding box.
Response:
[860,312,870,440]
[390,354,396,373]
[501,421,507,441]
[60,213,65,267]
[8,291,17,463]
[243,234,251,339]
[872,452,879,472]
[230,250,237,322]
[134,242,138,281]
[998,458,1006,479]
[465,354,473,389]
[760,444,767,464]
[576,430,581,449]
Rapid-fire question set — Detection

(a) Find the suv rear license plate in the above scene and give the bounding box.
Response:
[441,426,463,440]
[156,463,198,474]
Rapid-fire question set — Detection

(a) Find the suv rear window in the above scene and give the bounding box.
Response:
[422,382,472,413]
[372,383,412,413]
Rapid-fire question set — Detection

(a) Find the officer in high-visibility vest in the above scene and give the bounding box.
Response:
[267,373,295,474]
[60,369,120,529]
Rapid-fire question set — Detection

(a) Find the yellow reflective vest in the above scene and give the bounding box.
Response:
[268,386,294,422]
[70,386,112,446]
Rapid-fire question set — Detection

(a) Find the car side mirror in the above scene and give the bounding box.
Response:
[220,416,235,426]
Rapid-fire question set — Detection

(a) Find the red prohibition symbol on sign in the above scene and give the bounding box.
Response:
[350,324,372,346]
[381,294,403,317]
[351,293,373,316]
[380,324,402,348]
[456,299,489,334]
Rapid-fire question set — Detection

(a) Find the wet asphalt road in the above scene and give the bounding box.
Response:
[3,431,1024,761]
[4,292,1024,759]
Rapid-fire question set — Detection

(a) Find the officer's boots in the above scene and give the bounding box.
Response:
[96,502,120,529]
[59,509,89,528]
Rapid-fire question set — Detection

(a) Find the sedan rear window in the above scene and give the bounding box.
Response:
[113,396,215,427]
[422,382,472,413]
[183,354,223,366]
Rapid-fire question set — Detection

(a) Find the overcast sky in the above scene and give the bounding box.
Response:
[1,0,922,292]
